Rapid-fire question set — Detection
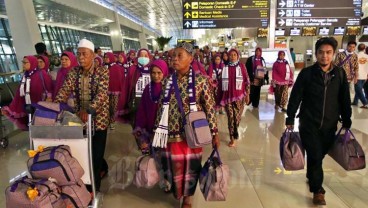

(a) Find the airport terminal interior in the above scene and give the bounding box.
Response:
[0,0,368,207]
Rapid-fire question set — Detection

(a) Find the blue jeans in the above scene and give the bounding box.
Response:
[353,80,368,105]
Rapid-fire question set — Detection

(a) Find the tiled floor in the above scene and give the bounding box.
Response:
[1,93,368,208]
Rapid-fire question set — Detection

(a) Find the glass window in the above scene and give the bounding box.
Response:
[38,24,112,56]
[0,19,18,72]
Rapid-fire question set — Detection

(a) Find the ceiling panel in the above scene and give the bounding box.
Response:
[112,0,183,38]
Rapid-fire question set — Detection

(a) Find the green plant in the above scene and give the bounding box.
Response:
[155,36,172,51]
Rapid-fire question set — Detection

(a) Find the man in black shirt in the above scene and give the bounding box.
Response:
[285,37,352,205]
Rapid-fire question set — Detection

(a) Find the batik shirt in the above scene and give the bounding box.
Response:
[334,51,359,82]
[155,72,218,142]
[55,64,109,131]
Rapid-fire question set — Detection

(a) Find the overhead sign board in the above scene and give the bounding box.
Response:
[183,0,270,29]
[276,0,362,27]
[177,39,196,45]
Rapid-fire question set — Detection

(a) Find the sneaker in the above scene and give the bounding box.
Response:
[360,105,368,109]
[313,188,326,205]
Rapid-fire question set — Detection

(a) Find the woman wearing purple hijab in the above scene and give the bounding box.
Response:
[207,53,224,109]
[220,49,250,147]
[2,55,53,118]
[246,47,266,108]
[116,52,129,116]
[104,52,124,129]
[126,49,136,68]
[271,51,294,111]
[94,56,103,67]
[126,48,152,125]
[53,51,78,100]
[133,59,169,154]
[37,55,50,72]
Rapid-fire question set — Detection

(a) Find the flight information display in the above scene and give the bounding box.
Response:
[183,0,270,29]
[276,0,362,27]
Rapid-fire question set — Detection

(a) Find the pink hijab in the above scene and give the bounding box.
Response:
[37,55,50,71]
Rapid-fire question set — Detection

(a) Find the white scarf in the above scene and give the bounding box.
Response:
[152,77,172,148]
[285,64,291,81]
[135,66,150,97]
[153,68,196,148]
[345,50,354,56]
[222,62,243,91]
[278,59,291,81]
[20,76,31,104]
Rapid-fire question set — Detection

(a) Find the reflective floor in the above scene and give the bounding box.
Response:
[1,91,368,208]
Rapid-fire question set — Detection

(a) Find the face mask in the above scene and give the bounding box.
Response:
[138,57,150,66]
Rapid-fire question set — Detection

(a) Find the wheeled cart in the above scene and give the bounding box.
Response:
[28,109,103,208]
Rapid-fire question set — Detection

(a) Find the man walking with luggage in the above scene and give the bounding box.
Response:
[285,37,352,205]
[55,39,109,192]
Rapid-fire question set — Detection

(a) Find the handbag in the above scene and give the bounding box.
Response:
[255,65,266,79]
[328,127,366,171]
[199,148,229,201]
[279,129,305,170]
[32,102,72,126]
[133,148,160,188]
[173,73,212,148]
[6,176,65,208]
[28,145,84,186]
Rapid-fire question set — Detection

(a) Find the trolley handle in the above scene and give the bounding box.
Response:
[25,104,34,114]
[86,108,96,116]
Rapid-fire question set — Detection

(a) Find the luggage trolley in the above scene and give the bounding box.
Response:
[28,106,103,208]
[0,71,16,149]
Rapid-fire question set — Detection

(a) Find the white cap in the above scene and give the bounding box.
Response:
[78,39,94,52]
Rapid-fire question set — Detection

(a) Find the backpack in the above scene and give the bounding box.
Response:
[27,145,84,186]
[5,176,65,208]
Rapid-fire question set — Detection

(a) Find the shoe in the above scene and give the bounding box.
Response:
[351,103,358,106]
[313,188,326,205]
[360,105,368,109]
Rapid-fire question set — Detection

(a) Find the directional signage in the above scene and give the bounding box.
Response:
[177,39,196,45]
[276,0,362,27]
[183,0,270,29]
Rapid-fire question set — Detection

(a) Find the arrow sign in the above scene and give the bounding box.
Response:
[184,21,191,28]
[278,10,285,17]
[278,19,285,26]
[184,2,191,9]
[279,0,286,8]
[184,12,191,19]
[274,167,282,174]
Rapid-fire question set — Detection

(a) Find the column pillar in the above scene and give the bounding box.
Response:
[268,0,277,48]
[139,28,148,49]
[109,23,123,51]
[5,0,42,69]
[109,3,123,51]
